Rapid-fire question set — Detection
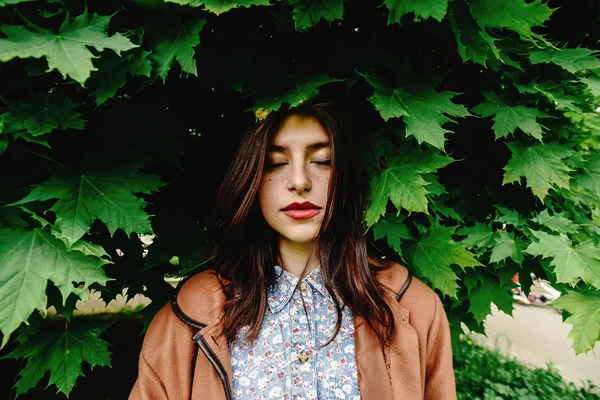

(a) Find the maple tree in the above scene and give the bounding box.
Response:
[0,0,599,397]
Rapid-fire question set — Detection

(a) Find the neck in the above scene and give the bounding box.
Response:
[278,238,319,277]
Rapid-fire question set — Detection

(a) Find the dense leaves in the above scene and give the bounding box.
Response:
[0,0,599,396]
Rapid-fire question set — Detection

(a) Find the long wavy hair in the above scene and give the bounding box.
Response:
[212,101,395,346]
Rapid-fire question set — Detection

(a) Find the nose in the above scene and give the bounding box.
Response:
[287,163,311,193]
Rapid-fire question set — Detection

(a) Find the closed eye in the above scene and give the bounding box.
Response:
[312,160,332,166]
[265,162,288,169]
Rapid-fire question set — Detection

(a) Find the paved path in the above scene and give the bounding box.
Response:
[467,303,600,387]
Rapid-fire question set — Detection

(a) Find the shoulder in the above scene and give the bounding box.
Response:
[173,268,227,326]
[178,268,224,301]
[140,269,226,355]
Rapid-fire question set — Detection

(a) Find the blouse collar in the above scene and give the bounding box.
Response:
[267,265,332,313]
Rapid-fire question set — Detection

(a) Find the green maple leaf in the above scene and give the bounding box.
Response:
[385,0,448,24]
[472,92,549,141]
[166,0,272,15]
[406,226,483,298]
[461,273,482,294]
[457,223,496,250]
[90,50,152,104]
[517,81,592,129]
[581,76,600,98]
[490,230,525,265]
[70,239,110,259]
[0,0,36,6]
[3,90,85,136]
[250,73,343,118]
[372,214,413,257]
[526,230,600,289]
[525,81,584,113]
[468,277,514,324]
[592,208,600,226]
[0,11,137,85]
[503,142,573,201]
[361,71,469,150]
[574,153,600,198]
[287,0,344,31]
[470,0,555,45]
[448,1,522,69]
[5,324,111,396]
[0,228,109,347]
[552,288,600,354]
[12,170,164,247]
[533,209,577,234]
[529,47,600,74]
[422,173,446,197]
[449,3,498,67]
[11,131,50,148]
[150,18,206,82]
[365,149,453,226]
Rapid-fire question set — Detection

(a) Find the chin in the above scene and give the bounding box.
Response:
[279,229,320,246]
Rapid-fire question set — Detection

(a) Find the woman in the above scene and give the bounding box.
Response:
[130,102,456,399]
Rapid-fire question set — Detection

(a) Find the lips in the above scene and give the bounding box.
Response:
[282,202,322,220]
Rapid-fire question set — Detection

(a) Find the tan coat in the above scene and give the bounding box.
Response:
[130,262,457,399]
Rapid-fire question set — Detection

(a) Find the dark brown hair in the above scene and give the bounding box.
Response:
[212,101,395,346]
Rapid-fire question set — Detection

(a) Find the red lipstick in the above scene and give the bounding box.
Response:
[282,202,321,220]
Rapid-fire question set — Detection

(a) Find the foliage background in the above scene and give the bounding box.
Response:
[0,0,599,397]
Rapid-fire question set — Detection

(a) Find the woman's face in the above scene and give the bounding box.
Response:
[258,115,332,248]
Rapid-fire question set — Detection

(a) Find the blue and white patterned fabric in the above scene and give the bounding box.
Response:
[229,265,361,400]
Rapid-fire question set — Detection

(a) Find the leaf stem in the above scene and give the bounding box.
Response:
[16,150,66,168]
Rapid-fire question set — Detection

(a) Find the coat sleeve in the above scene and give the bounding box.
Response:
[129,303,197,400]
[424,294,457,400]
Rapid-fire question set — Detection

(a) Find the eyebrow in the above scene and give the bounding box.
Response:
[267,141,330,152]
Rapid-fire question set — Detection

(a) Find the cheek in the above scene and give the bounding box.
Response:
[315,170,332,197]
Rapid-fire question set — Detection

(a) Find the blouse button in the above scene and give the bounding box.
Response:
[300,282,308,292]
[298,351,309,362]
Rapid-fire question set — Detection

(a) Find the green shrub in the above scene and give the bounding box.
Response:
[454,336,600,400]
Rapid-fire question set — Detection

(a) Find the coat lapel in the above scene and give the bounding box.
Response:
[191,322,233,400]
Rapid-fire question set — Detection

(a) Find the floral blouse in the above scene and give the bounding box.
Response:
[229,266,361,400]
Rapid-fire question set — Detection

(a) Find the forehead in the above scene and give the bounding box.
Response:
[270,115,330,147]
